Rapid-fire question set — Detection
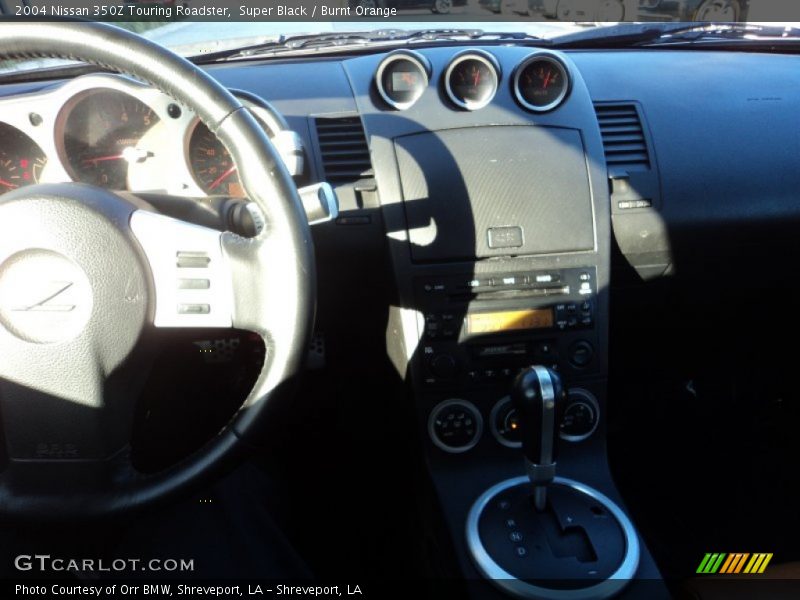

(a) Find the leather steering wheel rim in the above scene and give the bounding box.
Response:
[0,22,315,519]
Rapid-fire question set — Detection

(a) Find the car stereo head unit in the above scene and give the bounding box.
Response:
[416,267,595,343]
[414,267,599,387]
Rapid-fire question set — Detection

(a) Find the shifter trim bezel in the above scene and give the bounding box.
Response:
[465,476,640,600]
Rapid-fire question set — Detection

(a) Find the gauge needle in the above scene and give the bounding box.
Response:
[84,148,151,166]
[0,178,18,189]
[473,70,481,87]
[208,165,238,191]
[83,154,124,165]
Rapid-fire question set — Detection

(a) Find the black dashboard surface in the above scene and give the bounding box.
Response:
[574,49,800,228]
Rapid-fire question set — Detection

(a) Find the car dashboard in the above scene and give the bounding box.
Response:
[2,39,800,597]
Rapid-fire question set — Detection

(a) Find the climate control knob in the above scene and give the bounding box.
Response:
[428,399,482,453]
[559,388,600,442]
[490,396,522,448]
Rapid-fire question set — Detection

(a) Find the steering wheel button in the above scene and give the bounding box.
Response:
[178,304,211,315]
[176,252,211,268]
[178,278,211,290]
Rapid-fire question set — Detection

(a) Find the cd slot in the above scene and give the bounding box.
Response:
[448,285,570,303]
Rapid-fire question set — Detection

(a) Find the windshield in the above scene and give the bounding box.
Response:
[0,20,591,74]
[0,17,792,75]
[142,21,590,56]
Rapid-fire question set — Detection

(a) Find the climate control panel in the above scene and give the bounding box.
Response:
[429,390,600,454]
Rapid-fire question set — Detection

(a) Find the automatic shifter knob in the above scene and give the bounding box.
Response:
[512,366,566,511]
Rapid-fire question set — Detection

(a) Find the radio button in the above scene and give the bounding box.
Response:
[466,370,482,383]
[533,341,557,361]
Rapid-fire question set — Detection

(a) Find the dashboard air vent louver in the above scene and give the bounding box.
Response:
[594,104,651,172]
[314,116,374,186]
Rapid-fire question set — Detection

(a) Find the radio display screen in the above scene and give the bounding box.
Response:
[466,309,554,335]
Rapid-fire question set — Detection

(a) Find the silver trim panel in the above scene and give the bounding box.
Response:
[466,476,640,600]
[532,365,555,464]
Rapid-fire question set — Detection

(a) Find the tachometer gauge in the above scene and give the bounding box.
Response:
[0,123,47,195]
[61,89,160,190]
[444,52,499,111]
[513,55,570,113]
[188,122,243,197]
[376,52,430,110]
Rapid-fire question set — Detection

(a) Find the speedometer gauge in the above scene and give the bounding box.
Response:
[513,54,570,113]
[0,123,46,195]
[444,51,499,111]
[188,122,243,197]
[60,89,160,190]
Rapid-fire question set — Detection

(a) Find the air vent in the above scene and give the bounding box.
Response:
[594,104,650,172]
[314,116,374,186]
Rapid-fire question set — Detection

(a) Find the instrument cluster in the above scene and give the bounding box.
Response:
[0,74,304,198]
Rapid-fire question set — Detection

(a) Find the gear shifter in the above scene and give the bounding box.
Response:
[468,366,640,595]
[511,366,566,511]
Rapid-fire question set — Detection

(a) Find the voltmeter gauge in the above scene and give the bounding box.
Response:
[513,54,570,113]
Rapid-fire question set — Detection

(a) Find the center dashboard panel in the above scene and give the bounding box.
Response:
[342,45,610,460]
[342,45,625,590]
[339,45,631,591]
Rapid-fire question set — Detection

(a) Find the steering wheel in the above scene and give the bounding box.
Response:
[0,22,315,519]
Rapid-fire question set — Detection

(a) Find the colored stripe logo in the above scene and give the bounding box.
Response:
[696,553,773,574]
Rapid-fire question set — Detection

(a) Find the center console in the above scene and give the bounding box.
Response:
[344,44,667,598]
